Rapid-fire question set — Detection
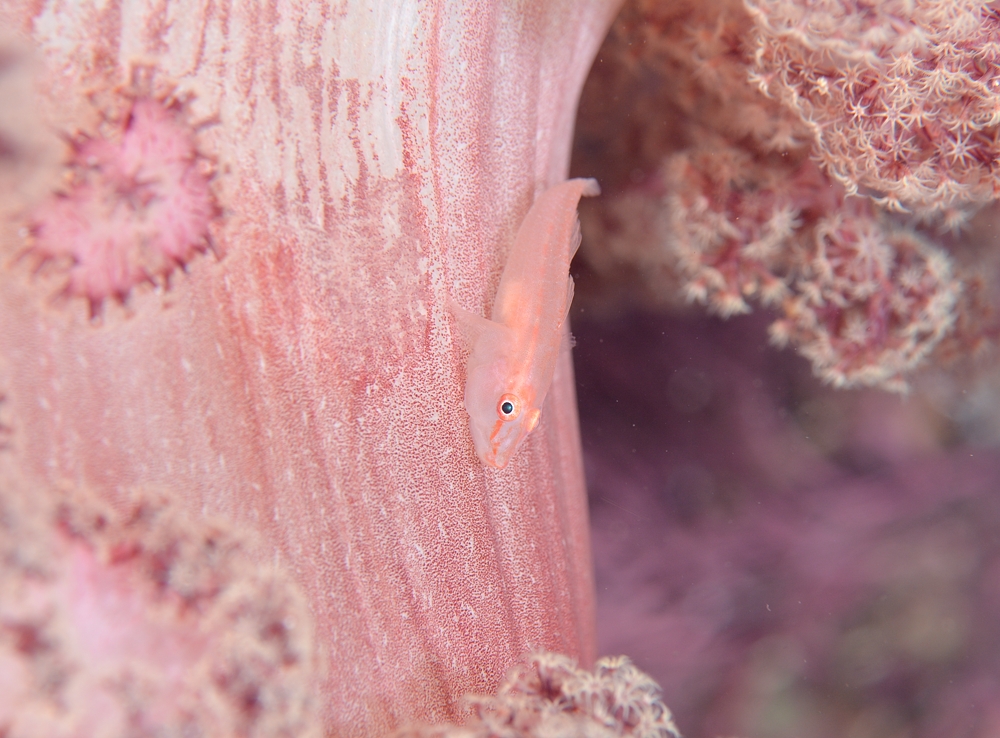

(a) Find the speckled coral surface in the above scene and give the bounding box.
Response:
[0,1,621,735]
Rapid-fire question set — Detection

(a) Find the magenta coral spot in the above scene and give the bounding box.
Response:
[31,97,214,310]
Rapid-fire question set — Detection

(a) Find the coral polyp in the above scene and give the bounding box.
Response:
[663,142,809,317]
[773,202,961,391]
[746,0,1000,219]
[30,96,215,311]
[399,653,681,738]
[574,0,1000,391]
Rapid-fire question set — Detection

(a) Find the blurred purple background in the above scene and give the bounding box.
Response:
[572,304,1000,738]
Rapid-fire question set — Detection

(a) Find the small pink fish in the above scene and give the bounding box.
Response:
[452,178,600,469]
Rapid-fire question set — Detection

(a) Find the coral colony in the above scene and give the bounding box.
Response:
[578,0,1000,392]
[30,94,214,313]
[399,654,681,738]
[0,484,319,737]
[2,3,612,737]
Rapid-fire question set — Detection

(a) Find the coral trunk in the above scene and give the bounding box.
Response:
[0,1,619,735]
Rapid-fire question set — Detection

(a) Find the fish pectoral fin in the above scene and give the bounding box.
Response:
[566,178,599,261]
[448,297,503,347]
[524,408,542,433]
[558,324,576,359]
[554,275,575,332]
[568,216,583,261]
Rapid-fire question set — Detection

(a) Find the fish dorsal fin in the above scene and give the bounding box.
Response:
[567,177,599,260]
[556,275,575,330]
[568,216,582,261]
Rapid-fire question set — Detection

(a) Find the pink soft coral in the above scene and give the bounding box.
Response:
[575,0,996,391]
[746,0,1000,221]
[399,653,680,738]
[0,1,618,735]
[0,475,319,737]
[31,95,214,310]
[771,200,961,390]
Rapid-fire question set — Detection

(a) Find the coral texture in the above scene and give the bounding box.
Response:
[771,201,961,390]
[30,92,215,311]
[0,472,320,738]
[573,0,1000,391]
[0,1,619,736]
[746,0,1000,220]
[398,653,680,738]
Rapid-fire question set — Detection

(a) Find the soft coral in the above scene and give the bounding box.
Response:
[31,96,214,311]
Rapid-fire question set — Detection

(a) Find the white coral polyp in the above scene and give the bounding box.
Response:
[780,206,961,391]
[745,0,1000,218]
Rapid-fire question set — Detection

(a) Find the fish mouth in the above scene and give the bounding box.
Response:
[487,444,517,469]
[468,416,526,469]
[486,418,531,469]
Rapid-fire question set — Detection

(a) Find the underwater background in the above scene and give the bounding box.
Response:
[573,1,1000,736]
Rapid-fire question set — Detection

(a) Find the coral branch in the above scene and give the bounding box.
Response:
[0,1,618,734]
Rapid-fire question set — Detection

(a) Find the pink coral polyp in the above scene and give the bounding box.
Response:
[772,202,961,391]
[399,653,681,738]
[31,97,214,308]
[746,0,1000,218]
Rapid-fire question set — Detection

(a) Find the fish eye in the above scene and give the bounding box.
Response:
[497,394,520,420]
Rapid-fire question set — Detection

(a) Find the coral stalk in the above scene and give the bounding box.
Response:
[0,1,621,735]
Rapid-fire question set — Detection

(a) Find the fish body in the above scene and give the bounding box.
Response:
[453,178,600,469]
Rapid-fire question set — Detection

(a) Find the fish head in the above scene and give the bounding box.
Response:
[464,359,540,469]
